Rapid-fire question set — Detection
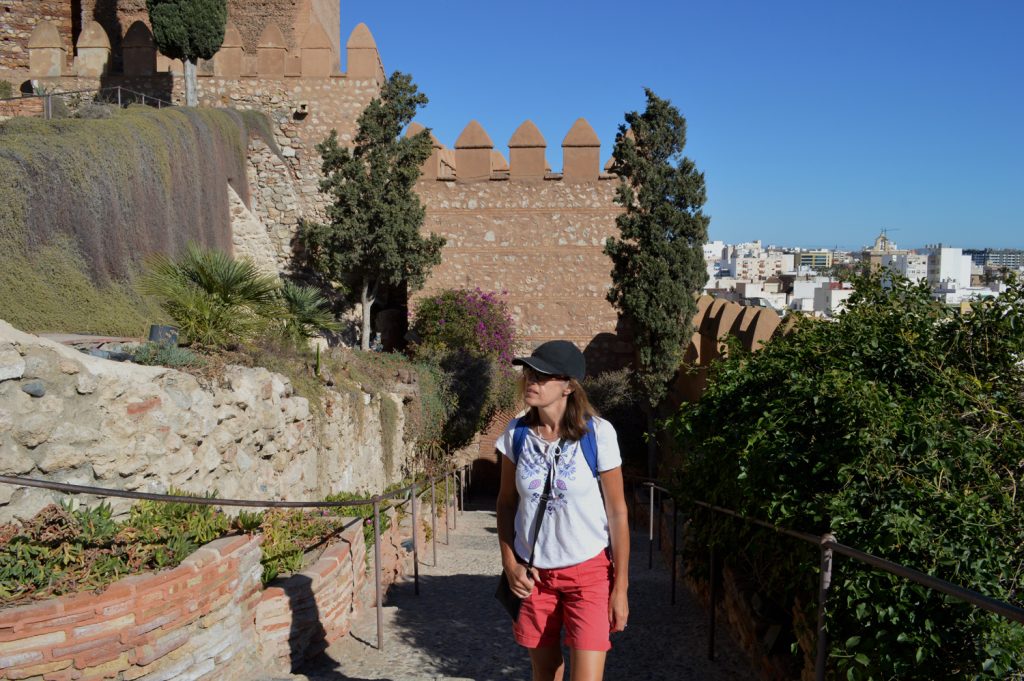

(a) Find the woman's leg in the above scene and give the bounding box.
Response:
[569,649,607,681]
[529,645,565,681]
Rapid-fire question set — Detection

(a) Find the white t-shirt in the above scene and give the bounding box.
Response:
[497,415,622,569]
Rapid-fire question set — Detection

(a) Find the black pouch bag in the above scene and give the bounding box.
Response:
[495,571,522,620]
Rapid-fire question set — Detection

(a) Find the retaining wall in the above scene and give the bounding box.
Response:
[0,498,449,679]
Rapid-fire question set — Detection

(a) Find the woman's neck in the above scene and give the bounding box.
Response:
[533,404,566,441]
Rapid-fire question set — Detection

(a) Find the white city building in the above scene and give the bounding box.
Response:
[881,253,929,283]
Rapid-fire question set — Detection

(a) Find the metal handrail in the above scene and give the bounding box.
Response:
[0,85,174,119]
[635,481,1024,680]
[0,464,470,654]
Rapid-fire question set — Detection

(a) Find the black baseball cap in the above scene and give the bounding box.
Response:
[512,340,586,382]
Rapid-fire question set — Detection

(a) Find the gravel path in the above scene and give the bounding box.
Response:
[272,497,755,681]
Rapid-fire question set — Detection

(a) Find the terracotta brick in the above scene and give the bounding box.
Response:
[72,614,135,640]
[133,627,190,666]
[208,534,252,558]
[50,633,119,660]
[5,658,73,680]
[0,601,63,631]
[126,396,161,417]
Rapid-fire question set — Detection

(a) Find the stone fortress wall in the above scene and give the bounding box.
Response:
[411,118,629,367]
[6,1,632,366]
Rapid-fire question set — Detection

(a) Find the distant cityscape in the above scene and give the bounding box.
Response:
[703,232,1023,317]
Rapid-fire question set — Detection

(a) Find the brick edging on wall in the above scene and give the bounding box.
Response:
[0,501,450,680]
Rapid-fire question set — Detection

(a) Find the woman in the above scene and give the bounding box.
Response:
[496,340,630,681]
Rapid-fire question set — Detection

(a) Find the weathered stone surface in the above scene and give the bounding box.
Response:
[0,347,26,382]
[0,320,415,523]
[21,381,46,397]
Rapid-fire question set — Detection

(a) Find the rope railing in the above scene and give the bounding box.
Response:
[0,464,471,653]
[630,479,1024,681]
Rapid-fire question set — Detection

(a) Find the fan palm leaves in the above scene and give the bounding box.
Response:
[140,244,283,348]
[280,281,342,343]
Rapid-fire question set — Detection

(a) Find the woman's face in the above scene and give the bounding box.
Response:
[521,367,572,409]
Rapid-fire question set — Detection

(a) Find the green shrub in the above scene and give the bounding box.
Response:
[0,494,231,603]
[409,288,517,452]
[254,509,352,583]
[278,280,342,345]
[132,341,205,368]
[668,273,1024,680]
[140,244,283,348]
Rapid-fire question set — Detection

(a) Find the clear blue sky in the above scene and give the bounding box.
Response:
[342,1,1023,251]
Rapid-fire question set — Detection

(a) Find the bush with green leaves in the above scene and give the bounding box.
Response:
[131,341,205,368]
[140,244,282,348]
[0,495,230,603]
[668,273,1024,679]
[409,288,517,452]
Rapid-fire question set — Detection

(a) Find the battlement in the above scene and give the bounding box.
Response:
[17,11,382,83]
[408,118,616,184]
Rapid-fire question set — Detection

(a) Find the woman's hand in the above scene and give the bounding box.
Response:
[504,561,537,599]
[609,585,629,632]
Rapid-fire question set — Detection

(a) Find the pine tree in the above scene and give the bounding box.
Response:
[146,0,227,106]
[300,72,444,350]
[605,89,710,474]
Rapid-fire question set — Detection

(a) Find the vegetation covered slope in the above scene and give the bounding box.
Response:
[0,106,270,335]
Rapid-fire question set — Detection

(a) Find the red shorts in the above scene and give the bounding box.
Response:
[513,550,613,651]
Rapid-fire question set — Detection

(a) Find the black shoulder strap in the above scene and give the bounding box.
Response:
[525,437,565,569]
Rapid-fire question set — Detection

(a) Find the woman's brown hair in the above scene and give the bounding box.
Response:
[519,378,599,441]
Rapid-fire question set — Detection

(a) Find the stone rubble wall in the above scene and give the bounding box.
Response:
[415,178,630,369]
[0,319,415,525]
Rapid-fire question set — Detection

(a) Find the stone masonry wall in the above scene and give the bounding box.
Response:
[0,0,73,71]
[415,178,629,368]
[0,319,415,525]
[0,534,264,681]
[0,498,447,680]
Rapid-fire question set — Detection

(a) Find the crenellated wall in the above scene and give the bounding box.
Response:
[412,118,629,369]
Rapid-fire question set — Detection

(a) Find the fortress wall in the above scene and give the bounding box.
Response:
[415,178,628,367]
[0,0,73,72]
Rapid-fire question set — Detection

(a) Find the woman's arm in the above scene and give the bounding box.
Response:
[601,466,630,632]
[496,451,535,598]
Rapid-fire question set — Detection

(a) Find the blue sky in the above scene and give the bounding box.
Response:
[342,1,1023,251]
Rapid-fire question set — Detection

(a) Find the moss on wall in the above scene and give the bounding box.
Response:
[0,106,270,335]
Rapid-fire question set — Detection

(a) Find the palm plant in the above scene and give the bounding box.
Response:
[279,281,342,344]
[140,244,282,348]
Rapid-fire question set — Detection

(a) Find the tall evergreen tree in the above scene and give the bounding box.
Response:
[146,0,227,106]
[605,89,710,474]
[300,72,444,350]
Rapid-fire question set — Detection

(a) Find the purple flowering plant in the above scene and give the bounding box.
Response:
[410,288,516,369]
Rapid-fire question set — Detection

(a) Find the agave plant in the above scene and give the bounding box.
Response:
[279,281,342,344]
[140,244,283,348]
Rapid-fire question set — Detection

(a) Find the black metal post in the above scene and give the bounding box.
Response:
[431,480,437,566]
[708,544,718,661]
[648,484,655,570]
[671,500,678,605]
[815,533,836,681]
[411,482,419,596]
[372,497,384,651]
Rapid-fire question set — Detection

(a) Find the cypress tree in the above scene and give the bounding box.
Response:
[300,72,444,350]
[605,89,710,474]
[146,0,227,106]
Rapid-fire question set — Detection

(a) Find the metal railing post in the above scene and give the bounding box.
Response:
[431,479,438,566]
[648,484,655,569]
[141,94,146,106]
[657,488,663,551]
[459,468,465,515]
[815,533,836,681]
[671,500,678,605]
[372,497,384,651]
[117,86,122,107]
[45,94,52,120]
[452,472,457,530]
[445,474,451,543]
[708,543,718,661]
[411,482,419,596]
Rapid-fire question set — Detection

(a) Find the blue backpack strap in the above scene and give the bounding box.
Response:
[581,417,599,478]
[511,417,530,464]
